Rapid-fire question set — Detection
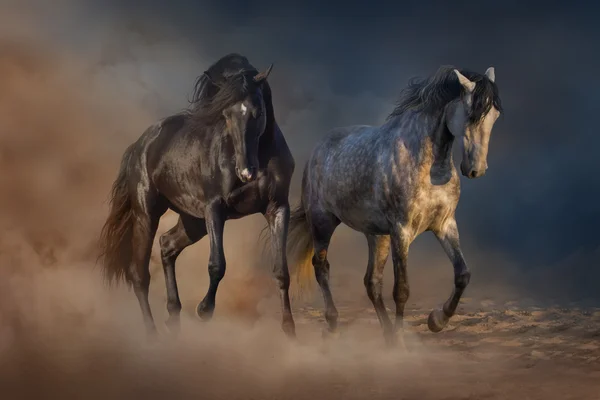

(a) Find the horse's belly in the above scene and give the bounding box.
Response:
[334,205,390,235]
[166,194,206,218]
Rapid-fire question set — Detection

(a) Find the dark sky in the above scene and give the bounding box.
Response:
[12,0,600,301]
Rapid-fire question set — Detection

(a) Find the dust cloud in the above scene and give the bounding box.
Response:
[1,3,597,400]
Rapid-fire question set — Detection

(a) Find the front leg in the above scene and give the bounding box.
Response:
[225,180,261,208]
[428,218,471,332]
[264,202,296,338]
[197,199,226,321]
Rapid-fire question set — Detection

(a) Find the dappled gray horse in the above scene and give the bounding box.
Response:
[286,66,502,345]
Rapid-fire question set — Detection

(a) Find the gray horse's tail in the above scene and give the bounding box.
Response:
[286,204,315,297]
[259,203,315,298]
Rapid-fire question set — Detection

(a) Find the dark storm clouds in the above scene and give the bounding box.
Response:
[33,0,600,299]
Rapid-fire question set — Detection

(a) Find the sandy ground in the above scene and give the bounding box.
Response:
[0,9,598,400]
[1,272,599,400]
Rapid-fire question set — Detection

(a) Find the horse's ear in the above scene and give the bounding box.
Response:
[254,64,274,83]
[485,67,495,83]
[454,69,476,93]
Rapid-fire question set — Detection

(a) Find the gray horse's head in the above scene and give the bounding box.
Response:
[446,67,500,179]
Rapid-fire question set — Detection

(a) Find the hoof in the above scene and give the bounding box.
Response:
[384,331,408,351]
[322,328,341,341]
[196,302,214,321]
[282,321,297,339]
[428,308,450,333]
[383,329,397,347]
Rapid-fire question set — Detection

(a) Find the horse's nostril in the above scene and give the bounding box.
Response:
[469,170,478,179]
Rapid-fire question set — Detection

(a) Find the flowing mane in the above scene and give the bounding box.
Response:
[190,69,259,125]
[187,53,276,129]
[98,53,297,338]
[387,65,503,122]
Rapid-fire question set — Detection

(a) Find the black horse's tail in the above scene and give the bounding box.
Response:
[98,144,136,287]
[260,203,315,298]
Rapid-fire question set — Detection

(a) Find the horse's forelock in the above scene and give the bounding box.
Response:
[461,71,503,123]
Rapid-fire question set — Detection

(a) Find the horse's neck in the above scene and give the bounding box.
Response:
[386,111,455,172]
[259,118,278,147]
[429,111,455,173]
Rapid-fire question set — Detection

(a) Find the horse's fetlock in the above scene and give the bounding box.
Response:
[325,308,338,323]
[455,270,471,289]
[167,300,182,314]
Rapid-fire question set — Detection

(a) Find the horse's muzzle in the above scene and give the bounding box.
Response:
[237,167,257,182]
[461,164,487,179]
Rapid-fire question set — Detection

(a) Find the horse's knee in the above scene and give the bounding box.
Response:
[131,276,150,292]
[208,260,226,282]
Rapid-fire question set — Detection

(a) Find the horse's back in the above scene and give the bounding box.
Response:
[308,124,374,161]
[302,124,393,230]
[142,112,193,165]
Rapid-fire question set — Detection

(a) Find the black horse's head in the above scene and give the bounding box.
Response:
[221,65,272,182]
[195,63,273,183]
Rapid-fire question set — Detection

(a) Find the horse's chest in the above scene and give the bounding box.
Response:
[409,185,458,234]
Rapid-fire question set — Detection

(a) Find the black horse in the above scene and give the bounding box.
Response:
[98,54,296,338]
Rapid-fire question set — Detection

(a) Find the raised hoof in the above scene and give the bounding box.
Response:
[165,316,181,335]
[196,302,214,321]
[428,308,450,333]
[321,328,341,341]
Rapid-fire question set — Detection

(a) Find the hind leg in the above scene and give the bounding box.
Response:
[390,225,412,347]
[129,212,161,336]
[428,218,470,332]
[159,215,207,331]
[309,209,341,335]
[364,234,395,344]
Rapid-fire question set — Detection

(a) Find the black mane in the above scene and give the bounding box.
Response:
[188,53,276,129]
[388,65,503,123]
[189,53,256,106]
